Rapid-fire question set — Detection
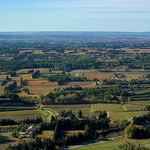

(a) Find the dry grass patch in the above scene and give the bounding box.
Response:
[38,130,54,139]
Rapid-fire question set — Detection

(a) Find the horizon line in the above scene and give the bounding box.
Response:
[0,31,150,33]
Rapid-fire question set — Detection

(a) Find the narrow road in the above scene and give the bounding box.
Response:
[66,139,104,149]
[44,108,58,117]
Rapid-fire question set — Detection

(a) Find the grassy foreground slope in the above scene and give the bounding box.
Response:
[70,139,150,150]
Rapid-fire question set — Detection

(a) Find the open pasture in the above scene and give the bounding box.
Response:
[0,110,42,120]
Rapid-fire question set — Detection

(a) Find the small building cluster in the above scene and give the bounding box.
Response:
[18,125,36,138]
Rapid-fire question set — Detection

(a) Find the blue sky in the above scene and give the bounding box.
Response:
[0,0,150,32]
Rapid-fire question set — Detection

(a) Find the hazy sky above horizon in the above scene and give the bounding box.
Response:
[0,0,150,32]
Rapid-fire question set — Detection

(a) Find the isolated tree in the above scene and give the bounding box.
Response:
[93,78,99,85]
[20,77,23,86]
[52,123,59,143]
[62,70,66,75]
[49,68,52,73]
[78,110,82,118]
[6,76,9,81]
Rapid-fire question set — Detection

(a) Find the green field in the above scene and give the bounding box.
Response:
[45,104,91,117]
[127,100,150,106]
[109,111,147,120]
[0,106,36,112]
[0,109,42,120]
[44,103,149,121]
[70,139,150,150]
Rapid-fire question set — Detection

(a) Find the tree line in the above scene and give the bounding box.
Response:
[40,86,129,104]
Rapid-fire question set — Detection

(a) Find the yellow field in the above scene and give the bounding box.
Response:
[85,73,111,80]
[38,130,85,139]
[38,130,54,139]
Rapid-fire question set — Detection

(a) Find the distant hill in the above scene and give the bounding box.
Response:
[0,31,150,41]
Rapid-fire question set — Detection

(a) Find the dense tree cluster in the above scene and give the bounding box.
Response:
[0,117,43,126]
[6,138,55,150]
[103,78,150,86]
[133,114,150,125]
[125,123,150,139]
[4,81,17,92]
[40,87,129,104]
[32,70,41,78]
[117,141,149,150]
[48,74,87,85]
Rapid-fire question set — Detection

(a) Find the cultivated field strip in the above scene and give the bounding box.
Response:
[0,110,42,120]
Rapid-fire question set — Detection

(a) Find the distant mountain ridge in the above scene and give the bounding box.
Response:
[0,31,150,36]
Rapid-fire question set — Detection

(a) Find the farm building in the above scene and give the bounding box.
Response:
[18,125,36,138]
[76,74,84,77]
